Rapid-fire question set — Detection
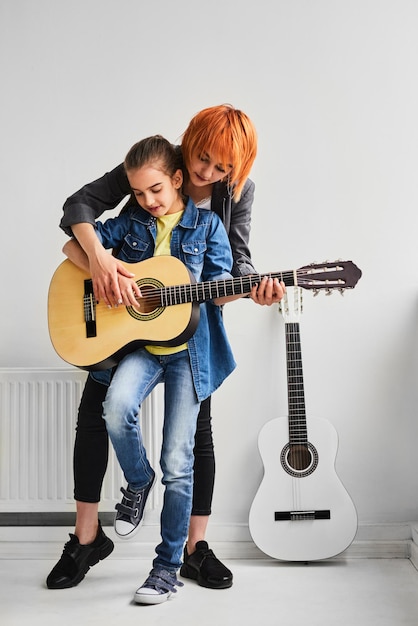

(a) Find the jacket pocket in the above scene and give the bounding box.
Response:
[119,233,150,262]
[181,241,207,267]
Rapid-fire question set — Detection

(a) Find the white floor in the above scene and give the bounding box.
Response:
[1,554,418,626]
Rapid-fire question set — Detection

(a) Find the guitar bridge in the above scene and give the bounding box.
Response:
[274,510,331,521]
[83,279,97,338]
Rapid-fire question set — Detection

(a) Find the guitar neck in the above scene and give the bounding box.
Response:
[161,271,296,305]
[285,321,308,444]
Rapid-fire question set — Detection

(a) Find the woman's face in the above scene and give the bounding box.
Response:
[188,151,233,187]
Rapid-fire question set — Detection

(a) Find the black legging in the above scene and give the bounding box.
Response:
[73,375,215,515]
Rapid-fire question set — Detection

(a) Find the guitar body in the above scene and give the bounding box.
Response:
[249,415,358,561]
[48,256,199,370]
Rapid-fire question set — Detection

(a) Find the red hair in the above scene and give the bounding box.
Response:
[181,104,257,201]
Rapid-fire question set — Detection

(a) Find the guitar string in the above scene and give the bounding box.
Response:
[288,322,298,513]
[287,320,306,514]
[128,269,342,307]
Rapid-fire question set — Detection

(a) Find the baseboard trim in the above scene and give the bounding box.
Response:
[0,512,114,527]
[0,522,416,561]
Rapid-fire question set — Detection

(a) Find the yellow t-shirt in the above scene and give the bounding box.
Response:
[146,211,187,356]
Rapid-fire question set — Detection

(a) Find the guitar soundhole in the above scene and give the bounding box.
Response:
[127,280,164,321]
[281,442,319,478]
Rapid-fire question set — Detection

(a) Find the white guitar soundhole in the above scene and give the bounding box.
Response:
[280,442,319,477]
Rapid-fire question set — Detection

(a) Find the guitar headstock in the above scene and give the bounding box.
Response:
[296,260,362,295]
[279,287,303,323]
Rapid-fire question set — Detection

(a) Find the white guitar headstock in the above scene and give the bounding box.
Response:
[278,286,303,323]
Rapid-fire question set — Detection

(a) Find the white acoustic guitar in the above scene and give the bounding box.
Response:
[249,287,358,561]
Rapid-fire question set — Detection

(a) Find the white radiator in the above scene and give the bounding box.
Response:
[0,368,162,513]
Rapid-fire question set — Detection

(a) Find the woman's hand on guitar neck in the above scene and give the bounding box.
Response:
[250,276,286,306]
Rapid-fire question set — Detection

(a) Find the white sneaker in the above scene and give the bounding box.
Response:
[134,568,183,605]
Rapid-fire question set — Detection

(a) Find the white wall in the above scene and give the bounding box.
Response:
[1,0,418,527]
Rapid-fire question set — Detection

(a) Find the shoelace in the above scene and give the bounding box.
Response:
[194,545,216,565]
[142,569,184,594]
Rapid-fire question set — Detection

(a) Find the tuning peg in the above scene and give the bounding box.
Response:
[325,288,333,296]
[338,288,345,296]
[312,289,319,297]
[278,299,289,314]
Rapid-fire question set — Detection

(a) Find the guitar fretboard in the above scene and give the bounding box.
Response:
[159,272,293,305]
[286,321,308,444]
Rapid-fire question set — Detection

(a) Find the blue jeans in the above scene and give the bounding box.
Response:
[102,348,200,571]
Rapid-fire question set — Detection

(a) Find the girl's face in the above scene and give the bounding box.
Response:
[188,151,233,187]
[128,164,183,217]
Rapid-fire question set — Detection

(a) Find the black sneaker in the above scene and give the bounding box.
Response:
[114,473,156,539]
[46,521,114,589]
[180,540,233,589]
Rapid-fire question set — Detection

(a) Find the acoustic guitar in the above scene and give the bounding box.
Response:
[47,255,362,371]
[249,287,358,560]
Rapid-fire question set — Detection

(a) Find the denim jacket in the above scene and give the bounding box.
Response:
[91,198,236,402]
[60,154,256,277]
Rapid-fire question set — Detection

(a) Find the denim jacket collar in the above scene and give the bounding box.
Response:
[130,197,198,229]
